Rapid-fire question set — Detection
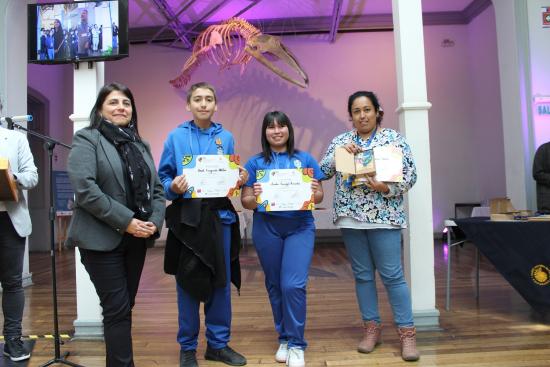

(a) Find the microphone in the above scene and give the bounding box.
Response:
[0,115,33,123]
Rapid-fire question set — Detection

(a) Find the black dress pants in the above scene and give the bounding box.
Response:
[0,212,25,339]
[80,234,147,367]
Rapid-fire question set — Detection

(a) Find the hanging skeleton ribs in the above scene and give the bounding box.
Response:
[169,18,309,88]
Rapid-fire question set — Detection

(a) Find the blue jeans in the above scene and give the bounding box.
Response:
[253,213,315,349]
[340,228,414,327]
[177,224,232,351]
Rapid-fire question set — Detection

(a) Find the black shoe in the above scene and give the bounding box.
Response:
[3,337,31,362]
[180,349,198,367]
[205,345,246,366]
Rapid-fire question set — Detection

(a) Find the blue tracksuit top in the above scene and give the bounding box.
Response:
[158,120,236,222]
[244,151,324,219]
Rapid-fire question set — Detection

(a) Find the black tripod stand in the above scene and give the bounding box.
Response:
[7,118,84,367]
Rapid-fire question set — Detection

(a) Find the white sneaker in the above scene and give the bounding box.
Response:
[275,342,288,363]
[286,347,305,367]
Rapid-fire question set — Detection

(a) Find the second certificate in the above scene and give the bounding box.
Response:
[256,168,315,211]
[181,154,241,198]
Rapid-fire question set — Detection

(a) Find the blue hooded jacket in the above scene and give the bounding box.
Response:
[158,120,235,201]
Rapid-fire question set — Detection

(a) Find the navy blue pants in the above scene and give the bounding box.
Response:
[252,212,315,349]
[177,224,232,351]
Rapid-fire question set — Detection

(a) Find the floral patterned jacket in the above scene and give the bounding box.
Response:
[319,127,417,227]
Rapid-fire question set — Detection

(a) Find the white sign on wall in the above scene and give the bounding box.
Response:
[534,95,550,116]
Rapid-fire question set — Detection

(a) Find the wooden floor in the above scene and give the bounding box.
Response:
[7,239,550,366]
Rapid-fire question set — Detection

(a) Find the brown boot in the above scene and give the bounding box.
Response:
[397,326,420,361]
[357,320,382,353]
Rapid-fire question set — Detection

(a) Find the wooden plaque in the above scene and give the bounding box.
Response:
[0,157,19,201]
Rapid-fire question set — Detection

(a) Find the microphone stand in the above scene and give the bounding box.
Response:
[8,118,84,367]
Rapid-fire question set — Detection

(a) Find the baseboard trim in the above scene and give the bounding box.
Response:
[72,320,104,340]
[413,308,441,330]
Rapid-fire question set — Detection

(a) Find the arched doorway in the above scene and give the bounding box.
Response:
[27,88,50,252]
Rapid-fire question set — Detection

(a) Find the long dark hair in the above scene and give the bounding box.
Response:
[53,19,65,54]
[89,82,139,135]
[53,19,64,36]
[347,90,384,125]
[260,111,295,163]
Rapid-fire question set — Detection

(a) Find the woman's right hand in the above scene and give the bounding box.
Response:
[170,174,189,194]
[342,142,362,154]
[126,218,156,238]
[252,182,263,196]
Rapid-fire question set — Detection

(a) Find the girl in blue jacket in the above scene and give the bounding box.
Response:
[241,111,324,367]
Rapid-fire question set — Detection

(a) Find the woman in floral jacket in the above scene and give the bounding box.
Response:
[319,91,419,362]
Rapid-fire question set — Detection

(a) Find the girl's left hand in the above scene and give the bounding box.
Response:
[237,166,249,187]
[252,182,263,196]
[311,178,321,193]
[365,176,389,194]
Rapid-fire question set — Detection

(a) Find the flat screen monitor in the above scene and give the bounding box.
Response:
[28,0,129,64]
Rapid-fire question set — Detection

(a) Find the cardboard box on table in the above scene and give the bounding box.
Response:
[489,197,533,221]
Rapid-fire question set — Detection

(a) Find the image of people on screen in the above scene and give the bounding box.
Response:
[46,29,54,60]
[53,19,68,59]
[39,28,48,60]
[77,9,91,57]
[34,1,119,61]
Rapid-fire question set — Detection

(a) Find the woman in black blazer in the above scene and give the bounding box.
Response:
[67,82,165,367]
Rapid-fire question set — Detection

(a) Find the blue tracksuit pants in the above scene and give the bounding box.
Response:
[252,212,315,349]
[177,224,232,351]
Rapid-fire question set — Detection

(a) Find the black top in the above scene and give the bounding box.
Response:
[533,142,550,213]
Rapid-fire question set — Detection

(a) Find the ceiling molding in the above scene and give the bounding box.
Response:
[129,3,492,44]
[329,0,344,42]
[463,0,492,23]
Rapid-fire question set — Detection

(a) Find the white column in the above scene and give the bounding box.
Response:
[71,62,105,339]
[0,0,32,288]
[492,0,550,211]
[392,0,439,328]
[492,0,533,210]
[526,0,550,152]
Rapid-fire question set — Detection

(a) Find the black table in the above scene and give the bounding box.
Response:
[455,218,550,315]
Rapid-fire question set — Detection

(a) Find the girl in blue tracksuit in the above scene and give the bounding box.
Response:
[241,111,324,367]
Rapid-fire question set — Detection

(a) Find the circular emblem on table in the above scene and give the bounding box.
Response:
[531,264,550,286]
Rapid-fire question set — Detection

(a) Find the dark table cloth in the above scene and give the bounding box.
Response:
[455,217,550,315]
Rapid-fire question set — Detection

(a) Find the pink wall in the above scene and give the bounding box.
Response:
[27,5,504,233]
[424,24,481,226]
[27,63,74,171]
[105,32,398,165]
[105,32,399,214]
[467,6,506,207]
[26,63,73,250]
[423,4,505,227]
